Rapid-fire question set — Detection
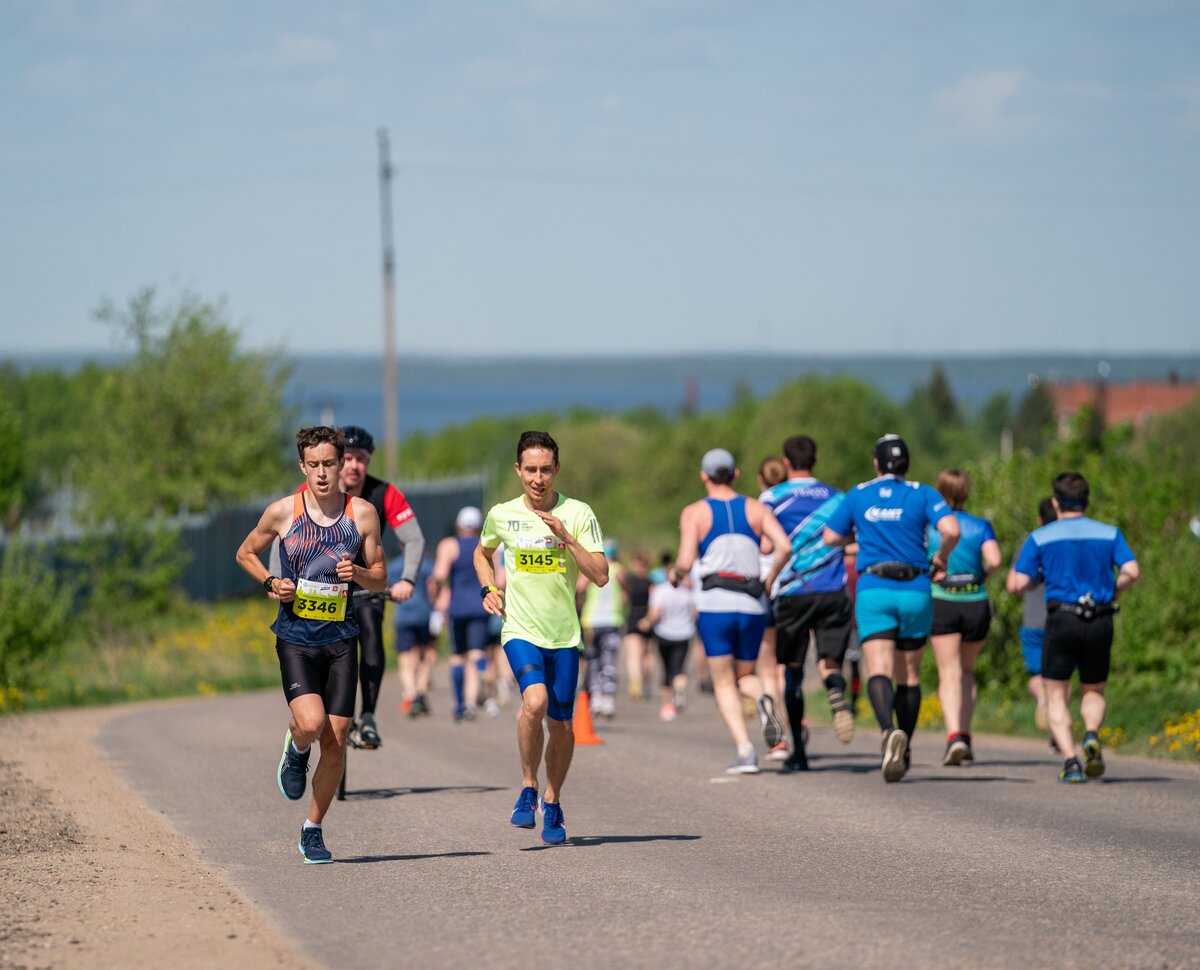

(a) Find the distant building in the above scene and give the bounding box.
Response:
[1046,374,1200,434]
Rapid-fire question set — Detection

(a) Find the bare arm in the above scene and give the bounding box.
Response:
[1006,567,1034,596]
[752,502,792,593]
[235,499,296,602]
[823,526,852,548]
[981,538,1002,576]
[429,536,458,595]
[1115,559,1140,595]
[345,500,387,592]
[673,505,702,582]
[474,541,505,616]
[534,509,609,587]
[929,513,960,582]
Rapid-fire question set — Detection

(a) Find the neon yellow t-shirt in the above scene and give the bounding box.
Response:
[481,494,604,649]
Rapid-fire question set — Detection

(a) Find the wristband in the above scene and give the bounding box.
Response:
[263,575,277,592]
[480,585,499,599]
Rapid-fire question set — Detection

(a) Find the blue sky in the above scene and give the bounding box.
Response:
[3,0,1198,357]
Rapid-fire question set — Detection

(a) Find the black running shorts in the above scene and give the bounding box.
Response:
[774,591,853,667]
[930,598,992,642]
[276,637,359,718]
[1041,612,1113,684]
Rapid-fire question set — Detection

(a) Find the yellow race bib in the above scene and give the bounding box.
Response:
[514,540,566,574]
[293,578,349,621]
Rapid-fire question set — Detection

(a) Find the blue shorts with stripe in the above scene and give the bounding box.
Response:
[696,611,766,663]
[855,587,933,645]
[503,639,580,722]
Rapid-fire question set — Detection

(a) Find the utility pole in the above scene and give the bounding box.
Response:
[377,128,398,482]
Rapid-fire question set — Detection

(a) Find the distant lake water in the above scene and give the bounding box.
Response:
[284,354,1200,438]
[10,352,1198,439]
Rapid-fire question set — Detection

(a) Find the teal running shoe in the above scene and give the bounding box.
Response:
[1059,758,1085,783]
[541,800,566,845]
[298,825,332,864]
[277,730,309,801]
[1082,733,1105,778]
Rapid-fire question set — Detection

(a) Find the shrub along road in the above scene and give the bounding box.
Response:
[79,683,1200,969]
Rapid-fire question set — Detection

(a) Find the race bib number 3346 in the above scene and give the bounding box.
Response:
[294,578,349,621]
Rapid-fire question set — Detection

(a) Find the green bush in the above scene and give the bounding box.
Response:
[0,542,74,693]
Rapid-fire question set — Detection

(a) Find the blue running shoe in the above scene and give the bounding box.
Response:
[298,825,332,864]
[277,730,310,801]
[1059,757,1085,784]
[541,800,566,845]
[510,786,538,828]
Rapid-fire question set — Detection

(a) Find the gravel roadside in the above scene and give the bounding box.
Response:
[0,704,320,970]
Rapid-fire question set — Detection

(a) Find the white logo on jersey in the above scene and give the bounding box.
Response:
[880,487,892,498]
[865,507,904,522]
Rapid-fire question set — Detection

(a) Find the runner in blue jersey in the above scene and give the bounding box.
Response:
[389,551,436,717]
[1008,472,1139,783]
[761,435,854,772]
[674,448,792,774]
[432,506,491,721]
[236,426,387,863]
[927,469,1002,766]
[823,435,959,783]
[1007,497,1060,742]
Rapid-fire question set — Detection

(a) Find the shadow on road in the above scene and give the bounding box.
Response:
[1094,776,1178,785]
[337,850,493,864]
[521,834,701,852]
[904,774,1033,784]
[346,784,505,800]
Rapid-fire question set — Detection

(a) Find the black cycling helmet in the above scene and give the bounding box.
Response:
[341,425,375,454]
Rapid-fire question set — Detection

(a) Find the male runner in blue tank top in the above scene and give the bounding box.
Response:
[823,435,959,783]
[431,506,491,721]
[761,435,854,771]
[236,426,387,863]
[1008,472,1139,783]
[674,448,792,774]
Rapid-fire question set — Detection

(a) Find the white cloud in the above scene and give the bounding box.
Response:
[936,69,1042,142]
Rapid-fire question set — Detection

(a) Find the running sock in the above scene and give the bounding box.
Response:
[823,671,847,694]
[784,666,806,746]
[476,657,488,673]
[894,684,921,738]
[451,663,465,709]
[291,740,310,755]
[737,742,755,758]
[303,819,321,830]
[867,675,895,733]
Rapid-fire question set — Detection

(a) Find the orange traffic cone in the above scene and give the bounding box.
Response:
[573,690,604,746]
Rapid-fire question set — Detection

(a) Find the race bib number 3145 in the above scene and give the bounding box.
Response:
[514,544,566,574]
[294,578,349,621]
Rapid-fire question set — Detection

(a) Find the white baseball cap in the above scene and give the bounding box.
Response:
[456,506,483,530]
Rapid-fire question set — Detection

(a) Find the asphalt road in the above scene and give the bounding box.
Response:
[100,684,1200,970]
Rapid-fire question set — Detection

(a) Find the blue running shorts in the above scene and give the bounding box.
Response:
[1020,627,1044,676]
[696,611,767,663]
[451,616,489,656]
[393,623,432,653]
[855,587,933,645]
[503,639,580,722]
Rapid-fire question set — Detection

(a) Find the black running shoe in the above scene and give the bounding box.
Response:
[414,694,431,716]
[277,730,309,801]
[781,747,809,772]
[942,735,970,766]
[756,695,785,748]
[358,713,381,749]
[1059,758,1085,784]
[298,825,332,864]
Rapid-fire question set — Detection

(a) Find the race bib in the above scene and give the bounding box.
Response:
[513,537,566,574]
[293,578,349,621]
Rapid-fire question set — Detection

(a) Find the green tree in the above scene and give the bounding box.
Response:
[1011,381,1055,453]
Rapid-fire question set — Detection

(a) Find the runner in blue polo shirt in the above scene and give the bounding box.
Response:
[1008,472,1139,783]
[823,434,959,782]
[762,435,854,772]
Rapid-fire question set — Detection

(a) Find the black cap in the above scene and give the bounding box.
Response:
[341,425,375,454]
[873,434,909,473]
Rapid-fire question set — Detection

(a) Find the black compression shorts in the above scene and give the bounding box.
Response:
[930,598,992,642]
[1042,612,1113,684]
[774,591,853,667]
[276,637,359,718]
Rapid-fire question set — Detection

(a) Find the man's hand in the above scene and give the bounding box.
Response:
[930,557,949,584]
[390,578,415,602]
[533,509,569,541]
[275,578,296,603]
[482,588,505,617]
[336,552,355,583]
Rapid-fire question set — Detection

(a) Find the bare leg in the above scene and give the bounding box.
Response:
[1079,682,1107,733]
[931,633,964,736]
[959,640,985,734]
[756,629,780,706]
[543,718,575,803]
[398,649,416,702]
[708,654,751,747]
[308,714,351,825]
[465,648,485,711]
[516,684,550,789]
[1044,678,1075,759]
[623,633,644,698]
[416,645,435,694]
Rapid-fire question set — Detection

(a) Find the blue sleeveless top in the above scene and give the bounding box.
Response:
[449,534,488,619]
[272,492,362,646]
